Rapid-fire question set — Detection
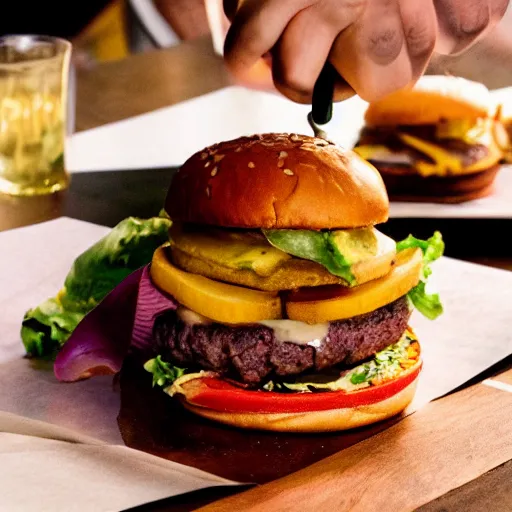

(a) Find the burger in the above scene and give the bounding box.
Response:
[353,75,510,203]
[491,86,512,163]
[130,133,444,433]
[54,133,444,433]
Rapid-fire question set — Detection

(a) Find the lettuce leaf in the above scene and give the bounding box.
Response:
[20,298,84,359]
[21,216,172,358]
[396,231,444,320]
[263,229,355,284]
[264,332,416,392]
[144,356,186,388]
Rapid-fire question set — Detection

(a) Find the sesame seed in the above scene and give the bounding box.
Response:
[248,162,255,168]
[214,154,225,162]
[205,186,211,197]
[211,167,218,176]
[290,134,301,142]
[277,160,284,168]
[315,139,329,146]
[200,152,208,160]
[234,147,242,152]
[279,151,288,159]
[205,161,210,168]
[283,169,294,176]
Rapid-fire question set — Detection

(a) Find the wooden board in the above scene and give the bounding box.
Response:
[193,367,512,512]
[76,36,231,132]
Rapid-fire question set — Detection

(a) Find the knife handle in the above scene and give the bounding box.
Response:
[311,61,337,126]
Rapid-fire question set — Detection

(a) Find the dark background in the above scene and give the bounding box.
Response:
[0,3,110,39]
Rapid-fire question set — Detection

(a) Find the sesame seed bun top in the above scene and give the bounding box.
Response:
[364,75,493,126]
[165,133,389,230]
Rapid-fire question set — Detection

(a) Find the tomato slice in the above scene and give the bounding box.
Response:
[181,363,421,414]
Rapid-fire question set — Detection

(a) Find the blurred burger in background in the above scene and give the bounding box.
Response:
[353,76,510,203]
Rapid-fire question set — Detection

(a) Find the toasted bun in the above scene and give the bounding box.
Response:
[365,76,493,126]
[180,372,419,433]
[376,164,500,203]
[165,133,389,230]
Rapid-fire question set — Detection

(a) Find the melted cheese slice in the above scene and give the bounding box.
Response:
[356,117,506,177]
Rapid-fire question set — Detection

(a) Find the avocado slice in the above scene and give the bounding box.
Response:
[263,227,380,285]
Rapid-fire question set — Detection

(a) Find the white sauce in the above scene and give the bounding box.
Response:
[177,307,211,325]
[259,319,329,345]
[176,306,329,345]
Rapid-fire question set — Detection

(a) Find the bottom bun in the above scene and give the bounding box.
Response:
[179,374,419,433]
[375,164,501,203]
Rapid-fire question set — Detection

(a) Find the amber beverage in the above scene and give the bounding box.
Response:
[0,35,72,196]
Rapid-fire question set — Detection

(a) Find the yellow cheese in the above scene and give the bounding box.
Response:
[397,133,462,176]
[352,145,392,161]
[355,117,506,177]
[398,130,503,177]
[170,226,291,277]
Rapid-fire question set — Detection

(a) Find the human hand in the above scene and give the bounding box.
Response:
[222,0,509,103]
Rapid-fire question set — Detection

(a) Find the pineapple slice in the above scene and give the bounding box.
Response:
[150,246,282,324]
[286,248,423,324]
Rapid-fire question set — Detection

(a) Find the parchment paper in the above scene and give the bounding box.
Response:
[1,218,512,509]
[0,219,240,512]
[0,413,237,512]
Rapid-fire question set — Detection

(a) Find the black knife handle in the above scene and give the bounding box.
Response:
[311,61,337,125]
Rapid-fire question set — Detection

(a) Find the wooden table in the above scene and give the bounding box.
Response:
[3,36,512,512]
[75,36,232,132]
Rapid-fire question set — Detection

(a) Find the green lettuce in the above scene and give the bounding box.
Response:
[263,229,355,284]
[396,231,445,320]
[264,332,416,392]
[145,333,418,395]
[20,298,84,359]
[264,227,444,320]
[144,356,186,388]
[21,215,172,358]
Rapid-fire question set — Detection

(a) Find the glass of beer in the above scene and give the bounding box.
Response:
[0,35,72,196]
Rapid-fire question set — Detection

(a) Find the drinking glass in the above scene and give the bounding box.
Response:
[0,35,73,196]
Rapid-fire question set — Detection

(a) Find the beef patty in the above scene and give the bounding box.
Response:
[153,296,411,385]
[153,296,411,386]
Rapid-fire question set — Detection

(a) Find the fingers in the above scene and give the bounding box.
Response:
[271,6,340,103]
[398,0,437,80]
[223,0,313,78]
[434,0,492,54]
[225,0,502,104]
[331,0,412,102]
[332,80,356,103]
